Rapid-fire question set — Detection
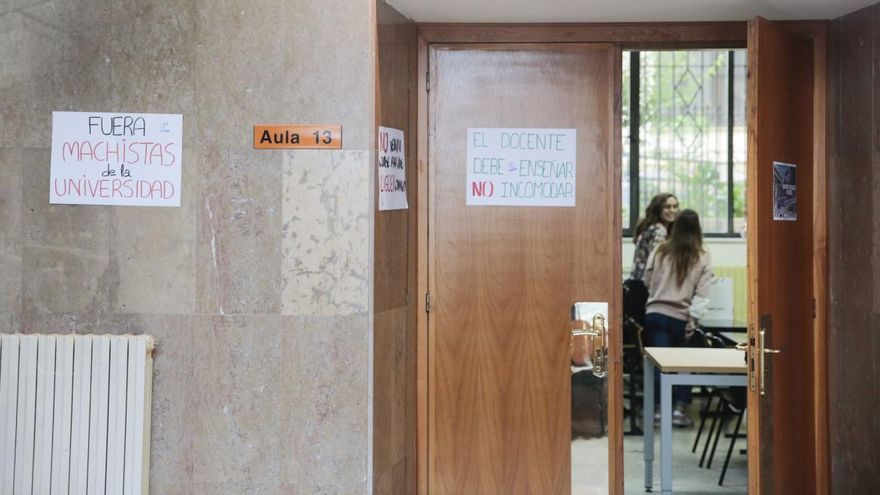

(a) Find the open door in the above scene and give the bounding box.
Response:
[424,44,620,494]
[746,17,825,494]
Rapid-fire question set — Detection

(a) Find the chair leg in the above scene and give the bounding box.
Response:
[707,404,730,469]
[692,394,714,453]
[700,396,726,467]
[626,362,643,435]
[719,409,745,485]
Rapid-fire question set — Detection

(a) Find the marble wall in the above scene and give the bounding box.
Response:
[0,0,375,493]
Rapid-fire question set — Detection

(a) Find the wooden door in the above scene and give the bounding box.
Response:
[746,17,822,494]
[426,44,619,494]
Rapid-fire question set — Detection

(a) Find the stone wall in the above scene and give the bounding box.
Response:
[0,1,375,492]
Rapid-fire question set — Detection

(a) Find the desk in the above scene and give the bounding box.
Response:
[643,347,747,494]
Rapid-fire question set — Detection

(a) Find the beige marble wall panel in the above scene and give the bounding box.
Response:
[281,150,370,317]
[0,149,23,317]
[190,316,283,486]
[112,147,197,314]
[147,317,197,494]
[19,148,112,315]
[110,0,198,145]
[194,0,373,150]
[280,315,369,493]
[196,148,283,315]
[0,5,112,147]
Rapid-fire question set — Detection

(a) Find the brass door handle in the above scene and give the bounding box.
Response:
[735,342,748,352]
[570,312,607,378]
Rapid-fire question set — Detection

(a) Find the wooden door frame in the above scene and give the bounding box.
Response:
[413,21,828,495]
[745,19,830,495]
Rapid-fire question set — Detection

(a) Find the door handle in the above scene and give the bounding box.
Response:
[759,327,782,396]
[570,314,607,378]
[570,303,608,379]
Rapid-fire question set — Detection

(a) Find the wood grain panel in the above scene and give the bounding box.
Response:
[827,5,880,493]
[375,0,417,314]
[810,24,829,495]
[427,44,617,494]
[374,3,419,494]
[418,22,746,47]
[746,17,815,495]
[416,35,430,495]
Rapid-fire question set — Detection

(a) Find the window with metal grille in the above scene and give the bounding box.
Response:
[623,50,747,237]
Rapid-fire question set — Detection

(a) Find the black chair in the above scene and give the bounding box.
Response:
[689,329,732,456]
[689,344,746,486]
[716,388,747,485]
[622,279,648,435]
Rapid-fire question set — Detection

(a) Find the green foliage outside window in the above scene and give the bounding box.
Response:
[623,50,747,236]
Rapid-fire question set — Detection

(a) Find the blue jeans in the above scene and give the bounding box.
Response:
[645,312,692,406]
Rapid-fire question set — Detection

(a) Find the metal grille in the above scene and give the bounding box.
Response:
[623,50,747,236]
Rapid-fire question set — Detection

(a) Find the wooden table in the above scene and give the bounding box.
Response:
[642,347,747,494]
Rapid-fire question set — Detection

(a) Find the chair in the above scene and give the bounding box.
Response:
[688,339,747,486]
[716,388,747,485]
[622,278,648,435]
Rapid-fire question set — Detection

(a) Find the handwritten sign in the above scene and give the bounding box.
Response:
[50,111,182,207]
[253,125,342,149]
[466,128,576,207]
[378,126,408,211]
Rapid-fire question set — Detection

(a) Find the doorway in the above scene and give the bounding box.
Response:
[620,48,749,494]
[413,21,829,495]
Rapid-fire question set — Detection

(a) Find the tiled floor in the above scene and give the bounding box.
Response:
[622,423,748,494]
[571,402,748,494]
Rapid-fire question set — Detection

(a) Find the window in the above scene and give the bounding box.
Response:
[623,50,747,237]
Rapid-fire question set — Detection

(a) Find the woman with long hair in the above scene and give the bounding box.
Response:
[630,193,679,281]
[643,209,713,427]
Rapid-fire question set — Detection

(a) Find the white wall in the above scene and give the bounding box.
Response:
[622,237,747,274]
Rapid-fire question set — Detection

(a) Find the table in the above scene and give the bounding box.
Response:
[642,347,747,494]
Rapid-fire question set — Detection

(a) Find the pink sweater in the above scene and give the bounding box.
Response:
[643,248,714,323]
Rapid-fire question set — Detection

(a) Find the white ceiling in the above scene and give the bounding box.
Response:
[387,0,876,23]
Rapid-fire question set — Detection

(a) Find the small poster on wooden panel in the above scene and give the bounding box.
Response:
[772,161,797,221]
[378,126,408,211]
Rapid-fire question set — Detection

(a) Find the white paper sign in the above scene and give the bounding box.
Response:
[466,128,576,207]
[378,126,408,211]
[50,111,183,207]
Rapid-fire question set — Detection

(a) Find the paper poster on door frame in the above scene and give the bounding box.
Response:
[378,126,408,211]
[466,128,576,207]
[772,161,797,221]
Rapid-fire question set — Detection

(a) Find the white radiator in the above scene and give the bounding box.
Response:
[0,334,154,495]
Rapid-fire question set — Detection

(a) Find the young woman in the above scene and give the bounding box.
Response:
[643,209,713,427]
[630,193,679,281]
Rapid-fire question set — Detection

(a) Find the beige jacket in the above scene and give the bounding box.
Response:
[644,247,713,323]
